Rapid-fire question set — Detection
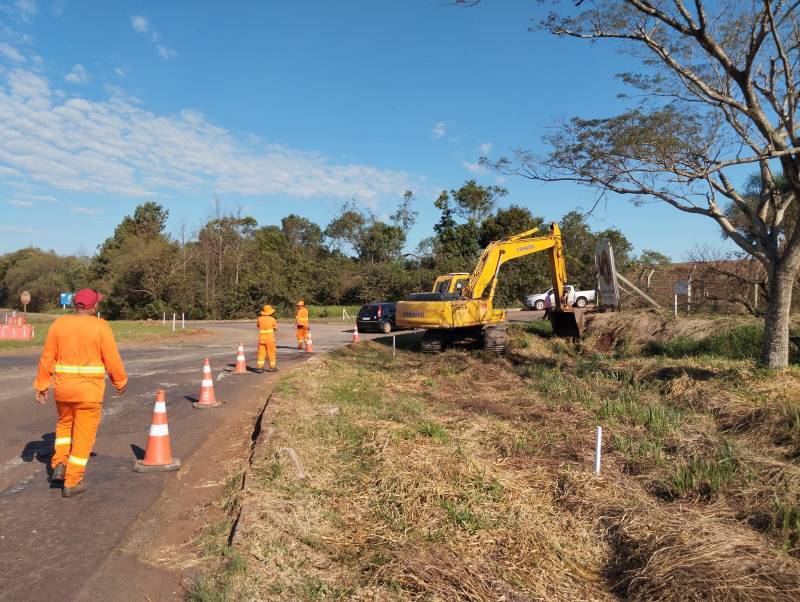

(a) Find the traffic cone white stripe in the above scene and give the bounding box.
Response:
[201,379,214,387]
[149,423,169,436]
[154,401,166,413]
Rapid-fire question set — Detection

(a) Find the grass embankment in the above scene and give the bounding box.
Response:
[190,314,800,601]
[0,316,204,353]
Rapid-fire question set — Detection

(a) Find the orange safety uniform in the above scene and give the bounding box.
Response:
[295,302,309,349]
[256,308,278,370]
[33,314,127,487]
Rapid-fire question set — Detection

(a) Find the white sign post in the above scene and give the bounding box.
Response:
[595,241,620,309]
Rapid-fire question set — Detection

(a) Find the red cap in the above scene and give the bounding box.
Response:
[74,288,103,309]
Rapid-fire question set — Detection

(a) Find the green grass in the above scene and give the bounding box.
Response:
[0,319,203,352]
[596,384,683,438]
[304,305,361,320]
[647,324,797,363]
[665,440,742,499]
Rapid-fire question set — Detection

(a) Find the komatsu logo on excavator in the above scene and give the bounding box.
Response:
[402,311,424,318]
[516,244,535,252]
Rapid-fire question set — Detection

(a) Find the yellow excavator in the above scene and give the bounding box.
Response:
[396,223,584,353]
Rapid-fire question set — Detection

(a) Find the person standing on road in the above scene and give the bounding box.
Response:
[33,288,127,498]
[256,305,278,373]
[295,300,309,350]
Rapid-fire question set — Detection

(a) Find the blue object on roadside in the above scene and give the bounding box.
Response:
[60,292,74,307]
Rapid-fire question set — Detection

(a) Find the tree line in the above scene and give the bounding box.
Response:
[0,181,660,319]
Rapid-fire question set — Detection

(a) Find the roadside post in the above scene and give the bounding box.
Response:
[594,426,603,475]
[392,335,396,358]
[20,291,30,314]
[181,312,185,329]
[172,313,176,332]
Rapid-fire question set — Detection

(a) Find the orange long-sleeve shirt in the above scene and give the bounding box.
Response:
[295,307,309,327]
[257,315,278,342]
[34,314,128,404]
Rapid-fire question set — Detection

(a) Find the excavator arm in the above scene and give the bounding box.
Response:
[463,223,568,310]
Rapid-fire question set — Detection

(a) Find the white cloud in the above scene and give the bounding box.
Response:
[132,15,174,59]
[478,142,492,155]
[462,160,487,174]
[157,45,177,60]
[131,15,149,33]
[0,225,35,232]
[0,67,420,203]
[70,206,100,215]
[4,199,33,207]
[0,42,25,63]
[16,0,37,22]
[432,122,446,139]
[65,64,89,84]
[114,67,127,77]
[52,0,65,17]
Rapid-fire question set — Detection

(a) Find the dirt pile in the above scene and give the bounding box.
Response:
[584,310,753,352]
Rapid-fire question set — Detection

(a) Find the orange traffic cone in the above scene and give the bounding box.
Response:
[352,323,360,343]
[133,390,181,472]
[194,358,222,408]
[233,343,247,375]
[305,332,314,353]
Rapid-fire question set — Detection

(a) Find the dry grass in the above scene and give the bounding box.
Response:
[190,312,800,601]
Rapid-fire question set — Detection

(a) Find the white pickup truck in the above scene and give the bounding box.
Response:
[524,285,596,310]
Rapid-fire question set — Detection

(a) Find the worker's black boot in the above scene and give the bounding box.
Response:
[62,481,86,498]
[50,463,66,482]
[266,367,278,372]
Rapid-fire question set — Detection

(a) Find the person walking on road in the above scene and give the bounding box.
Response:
[295,300,309,350]
[33,288,127,498]
[256,304,278,373]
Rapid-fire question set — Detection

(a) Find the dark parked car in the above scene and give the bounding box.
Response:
[357,302,396,334]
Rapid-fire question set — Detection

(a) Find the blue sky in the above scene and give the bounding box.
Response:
[0,0,731,259]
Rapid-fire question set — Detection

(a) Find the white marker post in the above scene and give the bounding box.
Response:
[673,294,678,317]
[163,311,166,325]
[181,312,185,329]
[172,313,176,332]
[392,335,396,358]
[594,426,603,476]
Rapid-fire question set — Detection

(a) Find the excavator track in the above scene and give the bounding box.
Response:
[421,330,444,354]
[482,324,507,354]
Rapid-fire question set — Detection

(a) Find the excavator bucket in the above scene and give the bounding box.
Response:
[550,308,585,339]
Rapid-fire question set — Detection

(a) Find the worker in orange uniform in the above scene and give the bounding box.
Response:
[256,305,278,373]
[295,300,309,350]
[33,289,127,498]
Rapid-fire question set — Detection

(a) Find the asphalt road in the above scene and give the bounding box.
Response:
[0,319,388,601]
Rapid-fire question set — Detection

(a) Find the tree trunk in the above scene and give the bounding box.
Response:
[762,262,798,369]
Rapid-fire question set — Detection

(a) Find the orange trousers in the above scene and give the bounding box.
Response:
[257,338,276,369]
[52,401,102,487]
[296,325,308,348]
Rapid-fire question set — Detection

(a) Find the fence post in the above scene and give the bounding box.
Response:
[392,335,396,358]
[172,313,176,332]
[182,312,185,329]
[674,294,678,317]
[162,311,166,325]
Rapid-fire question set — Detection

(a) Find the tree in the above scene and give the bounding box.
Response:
[391,190,419,235]
[482,1,800,368]
[450,179,507,224]
[281,214,324,249]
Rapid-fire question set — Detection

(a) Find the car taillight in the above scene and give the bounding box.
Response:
[377,306,382,318]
